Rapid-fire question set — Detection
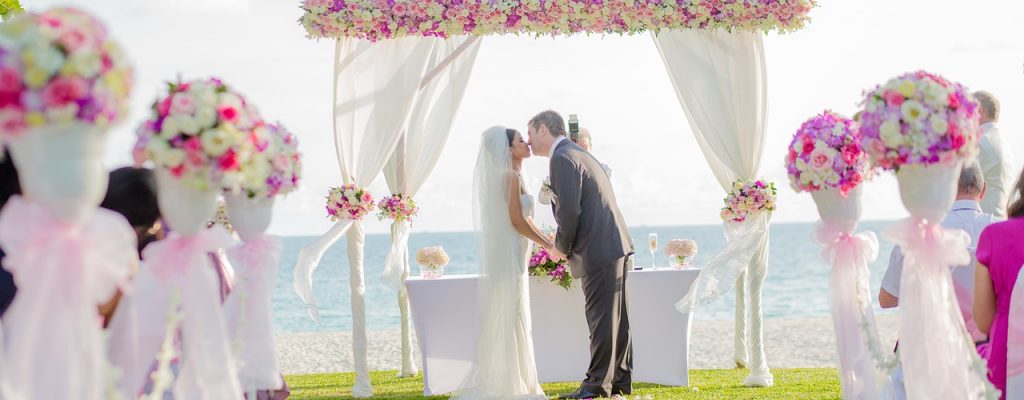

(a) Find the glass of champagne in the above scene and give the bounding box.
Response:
[648,233,658,270]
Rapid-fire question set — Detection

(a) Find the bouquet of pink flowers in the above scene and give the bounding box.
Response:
[0,6,133,137]
[237,122,302,199]
[720,179,777,223]
[528,245,572,290]
[858,70,980,171]
[377,193,417,223]
[326,184,374,221]
[133,77,264,192]
[786,111,872,197]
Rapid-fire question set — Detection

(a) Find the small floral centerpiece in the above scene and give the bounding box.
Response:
[528,245,572,290]
[858,70,980,171]
[237,122,302,199]
[0,6,133,137]
[786,111,872,197]
[416,246,449,279]
[720,179,777,223]
[377,193,417,223]
[665,239,697,269]
[133,78,264,192]
[325,184,374,221]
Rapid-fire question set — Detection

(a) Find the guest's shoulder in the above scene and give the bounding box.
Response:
[982,217,1024,237]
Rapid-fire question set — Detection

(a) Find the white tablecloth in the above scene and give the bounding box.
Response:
[406,269,700,396]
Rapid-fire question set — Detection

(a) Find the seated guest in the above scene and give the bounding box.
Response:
[0,151,18,317]
[879,162,995,399]
[974,166,1024,399]
[973,91,1013,219]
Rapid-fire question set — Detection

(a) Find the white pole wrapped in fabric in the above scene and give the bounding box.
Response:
[382,35,482,378]
[292,36,435,398]
[653,29,773,387]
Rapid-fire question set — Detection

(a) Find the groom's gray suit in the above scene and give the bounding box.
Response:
[549,138,634,396]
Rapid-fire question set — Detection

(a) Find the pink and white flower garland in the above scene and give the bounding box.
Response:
[134,78,265,192]
[0,6,133,137]
[786,110,872,197]
[720,179,776,223]
[326,184,374,221]
[858,70,980,171]
[300,0,815,42]
[377,193,417,223]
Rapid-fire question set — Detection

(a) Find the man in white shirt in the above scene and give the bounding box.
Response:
[573,128,612,178]
[878,161,995,399]
[973,91,1012,219]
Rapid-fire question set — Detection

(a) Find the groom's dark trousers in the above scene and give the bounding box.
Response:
[580,254,633,396]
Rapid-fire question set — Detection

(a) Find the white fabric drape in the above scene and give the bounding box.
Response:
[653,30,773,385]
[292,36,436,398]
[381,36,482,377]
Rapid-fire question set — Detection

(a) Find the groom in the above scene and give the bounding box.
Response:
[527,110,635,399]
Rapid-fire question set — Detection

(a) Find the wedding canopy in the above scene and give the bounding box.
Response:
[293,1,815,396]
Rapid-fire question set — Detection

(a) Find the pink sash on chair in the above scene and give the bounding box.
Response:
[1006,266,1024,399]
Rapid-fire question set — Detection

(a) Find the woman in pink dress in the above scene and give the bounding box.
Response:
[975,166,1024,399]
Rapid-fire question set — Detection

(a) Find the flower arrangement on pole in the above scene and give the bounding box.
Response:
[326,184,375,222]
[720,179,777,223]
[377,193,417,223]
[786,110,872,198]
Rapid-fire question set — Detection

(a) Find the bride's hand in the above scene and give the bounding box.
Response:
[548,246,567,262]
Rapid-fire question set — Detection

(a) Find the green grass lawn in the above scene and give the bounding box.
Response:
[286,368,841,399]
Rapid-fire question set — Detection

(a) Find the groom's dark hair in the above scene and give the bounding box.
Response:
[529,110,566,137]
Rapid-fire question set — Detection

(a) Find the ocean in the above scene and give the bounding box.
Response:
[271,221,902,333]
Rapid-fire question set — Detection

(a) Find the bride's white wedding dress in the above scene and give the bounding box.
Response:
[455,126,544,399]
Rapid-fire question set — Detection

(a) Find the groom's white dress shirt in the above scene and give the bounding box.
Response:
[978,122,1013,220]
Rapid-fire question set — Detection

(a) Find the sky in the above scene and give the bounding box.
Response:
[31,0,1024,236]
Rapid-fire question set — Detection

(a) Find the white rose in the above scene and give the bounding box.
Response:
[160,148,186,167]
[880,119,904,148]
[200,127,232,157]
[28,44,65,75]
[243,157,271,189]
[160,116,180,138]
[929,114,949,135]
[189,83,218,106]
[900,100,928,122]
[220,171,245,194]
[177,115,201,136]
[68,51,102,79]
[923,81,947,108]
[195,106,217,129]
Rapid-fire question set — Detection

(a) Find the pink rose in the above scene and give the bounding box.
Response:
[169,93,196,115]
[169,164,186,178]
[273,154,290,170]
[218,104,239,122]
[218,149,239,171]
[0,67,22,93]
[41,77,88,107]
[157,96,172,117]
[809,148,833,170]
[0,108,26,136]
[184,136,202,151]
[883,90,904,106]
[59,27,93,53]
[362,193,372,202]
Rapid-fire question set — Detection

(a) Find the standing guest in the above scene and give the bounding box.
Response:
[974,166,1024,399]
[973,91,1013,219]
[879,162,995,399]
[0,151,18,317]
[573,128,612,178]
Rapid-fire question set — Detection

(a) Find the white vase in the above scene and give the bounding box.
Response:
[6,124,107,224]
[225,194,274,242]
[811,186,863,233]
[155,168,218,236]
[896,162,961,223]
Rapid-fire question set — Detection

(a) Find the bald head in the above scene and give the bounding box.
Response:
[957,161,986,201]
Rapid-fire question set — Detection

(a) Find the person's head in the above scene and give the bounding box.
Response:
[972,91,999,124]
[574,128,593,151]
[1009,166,1024,219]
[506,128,531,161]
[526,110,566,157]
[956,161,986,202]
[0,150,20,210]
[100,167,162,255]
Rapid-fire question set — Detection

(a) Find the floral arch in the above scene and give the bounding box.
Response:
[291,1,815,397]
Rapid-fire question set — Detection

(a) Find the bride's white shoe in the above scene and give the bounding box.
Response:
[743,369,774,387]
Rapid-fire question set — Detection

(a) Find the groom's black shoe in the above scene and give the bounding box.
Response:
[558,387,600,399]
[611,385,632,396]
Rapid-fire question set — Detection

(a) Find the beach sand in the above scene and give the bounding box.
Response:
[275,314,899,375]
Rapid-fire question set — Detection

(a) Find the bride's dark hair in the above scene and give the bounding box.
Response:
[505,128,518,146]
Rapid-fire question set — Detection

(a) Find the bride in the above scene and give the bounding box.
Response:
[455,126,556,398]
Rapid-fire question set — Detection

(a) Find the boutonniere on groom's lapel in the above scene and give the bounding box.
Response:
[538,176,556,205]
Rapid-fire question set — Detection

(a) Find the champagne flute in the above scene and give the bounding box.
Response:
[648,233,658,270]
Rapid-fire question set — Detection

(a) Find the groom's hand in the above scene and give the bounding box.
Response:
[549,246,567,262]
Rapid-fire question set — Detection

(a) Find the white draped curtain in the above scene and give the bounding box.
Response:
[292,37,436,398]
[653,30,774,386]
[381,36,482,377]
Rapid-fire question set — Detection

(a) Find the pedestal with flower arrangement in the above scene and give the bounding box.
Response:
[786,110,889,399]
[125,77,270,399]
[0,7,136,399]
[222,122,301,397]
[859,71,998,399]
[665,239,698,269]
